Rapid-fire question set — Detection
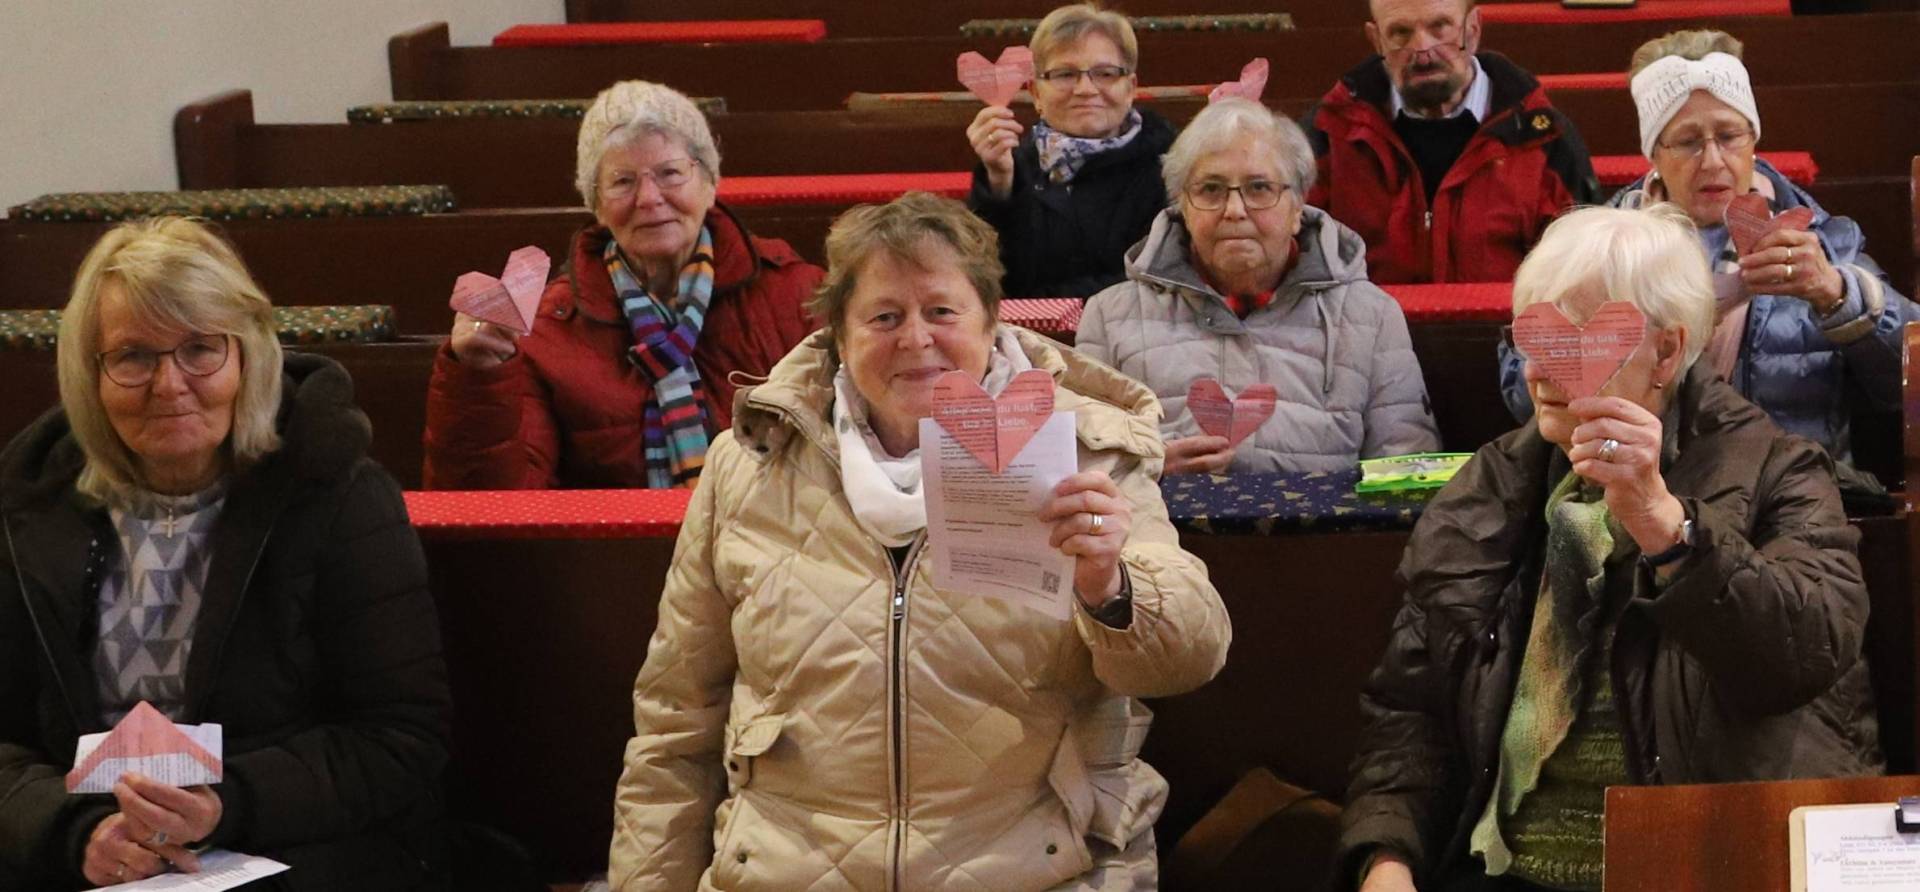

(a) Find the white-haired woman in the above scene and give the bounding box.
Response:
[1077,98,1439,475]
[1343,205,1879,892]
[1499,30,1917,470]
[425,79,822,489]
[0,218,450,890]
[966,3,1176,299]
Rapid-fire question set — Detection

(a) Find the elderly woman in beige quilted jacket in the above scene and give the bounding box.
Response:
[1078,98,1440,475]
[608,192,1231,891]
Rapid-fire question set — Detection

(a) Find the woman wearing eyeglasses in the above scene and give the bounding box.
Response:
[965,3,1176,299]
[1078,99,1440,475]
[1497,30,1917,471]
[424,80,822,490]
[0,217,450,889]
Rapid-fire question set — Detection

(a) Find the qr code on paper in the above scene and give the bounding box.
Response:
[1040,571,1060,594]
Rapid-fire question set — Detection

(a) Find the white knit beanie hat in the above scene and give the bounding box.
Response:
[1629,52,1760,160]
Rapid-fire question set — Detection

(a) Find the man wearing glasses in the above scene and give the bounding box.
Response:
[1305,0,1599,284]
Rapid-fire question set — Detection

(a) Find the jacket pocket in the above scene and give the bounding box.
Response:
[1049,696,1166,851]
[723,712,785,795]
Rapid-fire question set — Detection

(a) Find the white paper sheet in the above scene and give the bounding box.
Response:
[85,850,289,891]
[920,411,1077,619]
[1794,803,1920,891]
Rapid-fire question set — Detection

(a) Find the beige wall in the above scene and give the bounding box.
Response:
[0,1,562,209]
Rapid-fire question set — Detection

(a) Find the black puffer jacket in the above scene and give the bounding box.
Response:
[0,353,450,891]
[1337,365,1882,889]
[968,107,1176,299]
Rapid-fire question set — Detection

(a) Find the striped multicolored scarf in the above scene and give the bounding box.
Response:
[607,228,715,488]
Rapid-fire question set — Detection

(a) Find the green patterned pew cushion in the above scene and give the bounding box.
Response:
[0,306,395,351]
[960,12,1293,39]
[8,186,457,223]
[346,96,726,123]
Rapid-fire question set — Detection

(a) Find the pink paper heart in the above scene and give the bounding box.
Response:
[957,46,1034,107]
[931,368,1055,473]
[1510,301,1648,400]
[1186,378,1277,447]
[1208,57,1270,104]
[449,245,551,334]
[1723,193,1815,258]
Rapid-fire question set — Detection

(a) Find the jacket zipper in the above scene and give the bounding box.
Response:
[886,534,927,892]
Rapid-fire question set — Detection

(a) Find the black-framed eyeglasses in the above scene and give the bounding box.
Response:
[97,333,232,388]
[1656,129,1755,161]
[1184,179,1289,211]
[1036,65,1132,89]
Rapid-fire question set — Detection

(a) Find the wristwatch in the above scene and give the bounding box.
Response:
[1644,517,1696,568]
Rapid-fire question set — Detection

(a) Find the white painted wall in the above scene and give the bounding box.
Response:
[0,1,564,209]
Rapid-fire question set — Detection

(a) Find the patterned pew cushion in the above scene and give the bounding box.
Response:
[1163,469,1436,535]
[8,186,457,223]
[0,306,395,351]
[961,12,1293,39]
[346,97,726,124]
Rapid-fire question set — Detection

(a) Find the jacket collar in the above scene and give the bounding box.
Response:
[1122,205,1371,333]
[1330,52,1558,147]
[0,353,369,728]
[562,201,772,326]
[731,327,1165,467]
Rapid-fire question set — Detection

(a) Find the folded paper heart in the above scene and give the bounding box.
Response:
[1723,192,1815,258]
[1509,300,1648,400]
[957,46,1034,107]
[1186,378,1277,447]
[931,368,1055,473]
[1208,57,1270,104]
[449,245,551,334]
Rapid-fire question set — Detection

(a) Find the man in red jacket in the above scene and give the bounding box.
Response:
[1306,0,1599,284]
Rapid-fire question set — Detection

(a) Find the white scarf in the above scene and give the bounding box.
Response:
[832,327,1034,546]
[1630,52,1760,160]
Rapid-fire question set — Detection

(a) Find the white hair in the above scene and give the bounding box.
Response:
[1511,203,1713,375]
[1159,98,1316,206]
[574,80,721,211]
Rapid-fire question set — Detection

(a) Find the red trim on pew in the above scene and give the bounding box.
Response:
[1000,298,1084,335]
[1477,0,1789,25]
[1537,72,1629,91]
[1594,151,1815,188]
[717,172,972,206]
[404,489,690,539]
[1382,283,1514,324]
[491,20,828,47]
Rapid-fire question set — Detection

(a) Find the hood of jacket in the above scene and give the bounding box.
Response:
[1,352,371,512]
[728,326,1165,466]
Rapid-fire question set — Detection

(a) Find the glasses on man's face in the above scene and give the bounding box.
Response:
[599,157,702,204]
[97,333,232,388]
[1657,129,1755,162]
[1185,179,1289,211]
[1036,65,1132,90]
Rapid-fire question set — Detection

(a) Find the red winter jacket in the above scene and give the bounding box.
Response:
[1306,53,1599,284]
[422,204,821,489]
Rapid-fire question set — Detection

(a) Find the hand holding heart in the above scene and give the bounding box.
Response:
[448,245,551,370]
[1566,396,1686,554]
[1038,471,1132,605]
[1164,435,1235,476]
[450,311,523,370]
[1726,194,1842,309]
[966,105,1023,199]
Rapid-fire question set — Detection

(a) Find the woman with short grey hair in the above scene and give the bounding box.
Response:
[0,217,450,889]
[425,79,822,490]
[1078,97,1439,475]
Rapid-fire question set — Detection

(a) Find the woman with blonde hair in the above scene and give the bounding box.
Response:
[1345,205,1878,892]
[966,3,1177,298]
[0,217,450,890]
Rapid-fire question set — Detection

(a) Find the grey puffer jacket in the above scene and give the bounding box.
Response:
[1077,206,1440,473]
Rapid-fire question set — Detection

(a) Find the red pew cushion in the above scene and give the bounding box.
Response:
[1000,299,1085,335]
[404,489,691,539]
[1593,151,1815,188]
[716,172,972,206]
[1537,72,1630,91]
[1477,0,1789,25]
[1382,283,1514,324]
[492,20,827,47]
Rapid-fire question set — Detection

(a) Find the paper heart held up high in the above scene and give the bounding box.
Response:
[1723,192,1815,258]
[1186,378,1277,447]
[957,46,1034,107]
[449,245,551,335]
[931,368,1055,473]
[1509,301,1648,400]
[1208,58,1270,104]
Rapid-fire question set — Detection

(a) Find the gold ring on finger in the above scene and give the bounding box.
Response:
[1784,263,1794,283]
[1088,512,1105,535]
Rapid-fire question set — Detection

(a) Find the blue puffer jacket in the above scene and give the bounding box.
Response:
[1498,159,1917,463]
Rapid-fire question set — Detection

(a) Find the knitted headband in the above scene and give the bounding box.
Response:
[1629,52,1760,160]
